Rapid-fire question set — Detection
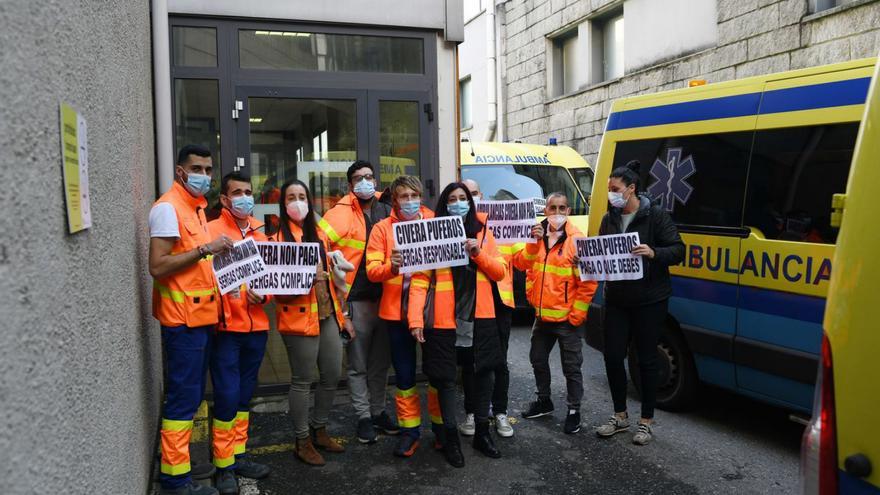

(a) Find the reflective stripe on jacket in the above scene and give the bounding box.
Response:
[152,181,220,327]
[512,219,597,326]
[318,191,386,293]
[270,220,345,336]
[408,215,507,329]
[365,206,434,322]
[496,242,525,308]
[207,208,270,332]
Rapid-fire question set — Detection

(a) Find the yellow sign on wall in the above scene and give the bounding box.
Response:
[59,103,92,233]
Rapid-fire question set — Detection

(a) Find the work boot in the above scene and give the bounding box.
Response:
[472,421,502,459]
[372,411,401,435]
[522,397,554,419]
[458,413,476,436]
[159,482,218,495]
[311,426,345,453]
[442,426,465,468]
[295,437,325,466]
[190,461,216,480]
[213,469,238,495]
[393,435,420,458]
[431,422,446,450]
[357,417,378,444]
[235,458,270,480]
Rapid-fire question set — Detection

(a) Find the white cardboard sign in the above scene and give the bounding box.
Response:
[575,233,644,281]
[251,242,321,296]
[393,216,469,274]
[475,199,537,244]
[212,238,269,295]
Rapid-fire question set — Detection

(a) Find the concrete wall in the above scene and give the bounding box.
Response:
[460,7,492,140]
[502,0,880,166]
[0,1,160,493]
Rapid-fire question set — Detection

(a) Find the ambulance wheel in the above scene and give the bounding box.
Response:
[628,323,699,412]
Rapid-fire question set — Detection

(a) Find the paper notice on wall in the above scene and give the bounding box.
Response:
[575,233,644,281]
[59,102,92,233]
[393,216,469,274]
[211,238,269,295]
[475,199,537,244]
[250,242,321,296]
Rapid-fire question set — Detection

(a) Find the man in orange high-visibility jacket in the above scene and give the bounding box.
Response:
[365,175,434,458]
[149,145,233,495]
[318,160,399,444]
[457,179,521,439]
[513,192,597,435]
[205,173,272,494]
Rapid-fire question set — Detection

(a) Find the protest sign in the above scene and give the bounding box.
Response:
[575,233,644,281]
[212,238,268,295]
[393,216,469,274]
[250,242,321,296]
[532,197,546,215]
[475,198,537,244]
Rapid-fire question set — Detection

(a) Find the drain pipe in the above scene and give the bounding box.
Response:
[152,0,173,194]
[483,3,497,142]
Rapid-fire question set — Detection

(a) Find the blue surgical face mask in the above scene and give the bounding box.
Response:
[230,195,254,219]
[447,200,470,217]
[399,200,421,220]
[185,172,211,197]
[608,191,627,209]
[353,178,376,200]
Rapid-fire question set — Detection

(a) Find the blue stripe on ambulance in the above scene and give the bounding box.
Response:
[605,77,871,131]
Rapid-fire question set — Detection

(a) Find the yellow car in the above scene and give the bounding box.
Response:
[800,56,880,495]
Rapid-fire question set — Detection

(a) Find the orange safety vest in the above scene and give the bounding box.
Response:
[207,208,271,332]
[495,241,525,309]
[270,220,345,336]
[512,219,597,326]
[152,181,220,328]
[408,217,507,329]
[365,206,435,322]
[318,191,384,293]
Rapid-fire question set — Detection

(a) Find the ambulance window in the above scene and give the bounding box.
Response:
[612,131,753,229]
[744,123,858,244]
[460,164,587,215]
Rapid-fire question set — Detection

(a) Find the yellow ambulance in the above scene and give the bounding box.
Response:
[800,56,880,495]
[586,58,876,412]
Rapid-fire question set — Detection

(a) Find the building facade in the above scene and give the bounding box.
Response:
[460,0,880,166]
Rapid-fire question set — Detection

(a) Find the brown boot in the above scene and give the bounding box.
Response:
[295,437,325,466]
[311,426,345,453]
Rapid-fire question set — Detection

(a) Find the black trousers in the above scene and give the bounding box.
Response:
[457,317,503,422]
[602,299,668,420]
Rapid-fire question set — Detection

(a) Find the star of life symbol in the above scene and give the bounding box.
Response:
[647,148,696,213]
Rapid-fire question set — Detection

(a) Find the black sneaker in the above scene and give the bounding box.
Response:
[357,417,378,444]
[393,435,420,458]
[214,469,238,495]
[563,409,582,434]
[235,458,270,480]
[522,397,554,419]
[372,411,401,435]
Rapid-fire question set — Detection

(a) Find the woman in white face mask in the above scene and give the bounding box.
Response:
[596,160,684,446]
[270,180,354,466]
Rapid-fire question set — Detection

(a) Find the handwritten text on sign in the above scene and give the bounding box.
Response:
[251,242,321,296]
[475,199,537,244]
[575,233,644,281]
[393,216,469,274]
[212,238,268,295]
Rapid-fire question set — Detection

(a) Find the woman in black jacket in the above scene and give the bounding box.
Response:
[595,161,685,446]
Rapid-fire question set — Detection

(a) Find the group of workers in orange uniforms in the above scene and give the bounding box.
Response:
[148,145,597,494]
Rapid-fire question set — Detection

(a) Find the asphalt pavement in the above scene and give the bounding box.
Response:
[188,312,805,495]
